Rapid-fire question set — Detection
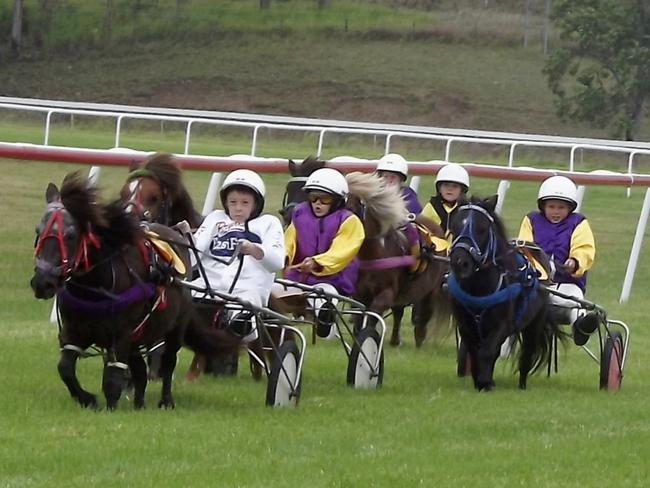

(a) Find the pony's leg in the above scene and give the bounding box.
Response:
[518,330,534,390]
[475,330,506,391]
[248,338,265,382]
[413,293,436,348]
[58,348,98,409]
[390,306,404,346]
[158,340,180,409]
[102,351,130,411]
[475,347,498,391]
[185,353,206,383]
[128,352,148,409]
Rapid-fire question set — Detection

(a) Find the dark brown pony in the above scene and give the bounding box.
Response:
[30,173,239,410]
[121,152,202,228]
[345,171,450,346]
[120,152,203,378]
[279,157,449,346]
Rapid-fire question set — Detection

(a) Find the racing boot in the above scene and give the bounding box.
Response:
[316,302,337,339]
[572,311,600,346]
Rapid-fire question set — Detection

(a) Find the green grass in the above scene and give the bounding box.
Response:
[1,158,649,486]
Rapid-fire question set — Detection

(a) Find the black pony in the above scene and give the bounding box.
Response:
[30,173,239,410]
[447,196,559,391]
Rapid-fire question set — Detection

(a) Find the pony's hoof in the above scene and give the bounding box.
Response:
[389,337,401,347]
[77,392,98,410]
[158,399,175,410]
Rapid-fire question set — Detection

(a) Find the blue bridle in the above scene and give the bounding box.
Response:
[450,204,498,270]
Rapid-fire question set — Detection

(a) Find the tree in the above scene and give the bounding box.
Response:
[544,0,650,140]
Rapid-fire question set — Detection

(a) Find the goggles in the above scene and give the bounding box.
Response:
[307,193,334,205]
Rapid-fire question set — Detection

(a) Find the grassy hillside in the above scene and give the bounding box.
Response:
[2,0,647,141]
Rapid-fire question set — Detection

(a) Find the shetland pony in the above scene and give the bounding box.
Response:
[30,173,239,409]
[447,196,559,390]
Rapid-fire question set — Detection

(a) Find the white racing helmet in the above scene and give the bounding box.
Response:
[537,175,578,211]
[220,169,266,219]
[376,153,408,181]
[302,168,348,198]
[435,164,470,193]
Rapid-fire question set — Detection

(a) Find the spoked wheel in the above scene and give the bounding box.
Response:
[457,340,472,377]
[346,327,384,389]
[266,341,301,407]
[600,331,624,391]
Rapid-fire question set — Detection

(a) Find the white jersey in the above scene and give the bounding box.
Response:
[190,210,285,306]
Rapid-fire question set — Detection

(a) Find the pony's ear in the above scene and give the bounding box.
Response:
[45,183,60,203]
[288,159,297,176]
[128,159,140,172]
[484,194,498,212]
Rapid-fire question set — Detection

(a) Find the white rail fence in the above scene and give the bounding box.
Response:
[3,98,650,302]
[3,98,650,182]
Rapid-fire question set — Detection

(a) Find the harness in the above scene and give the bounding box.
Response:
[448,204,539,338]
[35,204,169,344]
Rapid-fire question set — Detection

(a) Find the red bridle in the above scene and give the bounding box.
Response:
[34,204,101,279]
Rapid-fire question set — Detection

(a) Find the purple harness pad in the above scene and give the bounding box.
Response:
[402,223,419,247]
[58,282,157,316]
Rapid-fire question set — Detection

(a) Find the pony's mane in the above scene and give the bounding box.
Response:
[143,153,183,198]
[142,153,201,227]
[346,172,409,234]
[60,172,106,230]
[468,195,508,240]
[102,201,144,248]
[60,173,141,248]
[289,156,326,177]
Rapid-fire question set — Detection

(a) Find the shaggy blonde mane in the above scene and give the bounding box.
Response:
[345,171,409,235]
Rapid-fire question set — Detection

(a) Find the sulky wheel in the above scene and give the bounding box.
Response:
[346,327,384,389]
[600,331,624,391]
[265,340,301,407]
[457,340,472,377]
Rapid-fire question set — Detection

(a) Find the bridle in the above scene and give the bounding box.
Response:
[450,204,499,271]
[34,202,100,281]
[124,170,168,223]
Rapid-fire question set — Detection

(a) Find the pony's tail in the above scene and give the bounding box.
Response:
[183,311,241,356]
[528,311,570,375]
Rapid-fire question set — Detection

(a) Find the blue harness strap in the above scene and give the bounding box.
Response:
[448,250,539,335]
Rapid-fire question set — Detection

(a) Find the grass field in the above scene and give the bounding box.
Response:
[1,156,649,487]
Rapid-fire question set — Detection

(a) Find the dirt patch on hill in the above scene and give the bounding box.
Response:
[135,78,476,129]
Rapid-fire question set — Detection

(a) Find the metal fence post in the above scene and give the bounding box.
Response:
[620,187,650,302]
